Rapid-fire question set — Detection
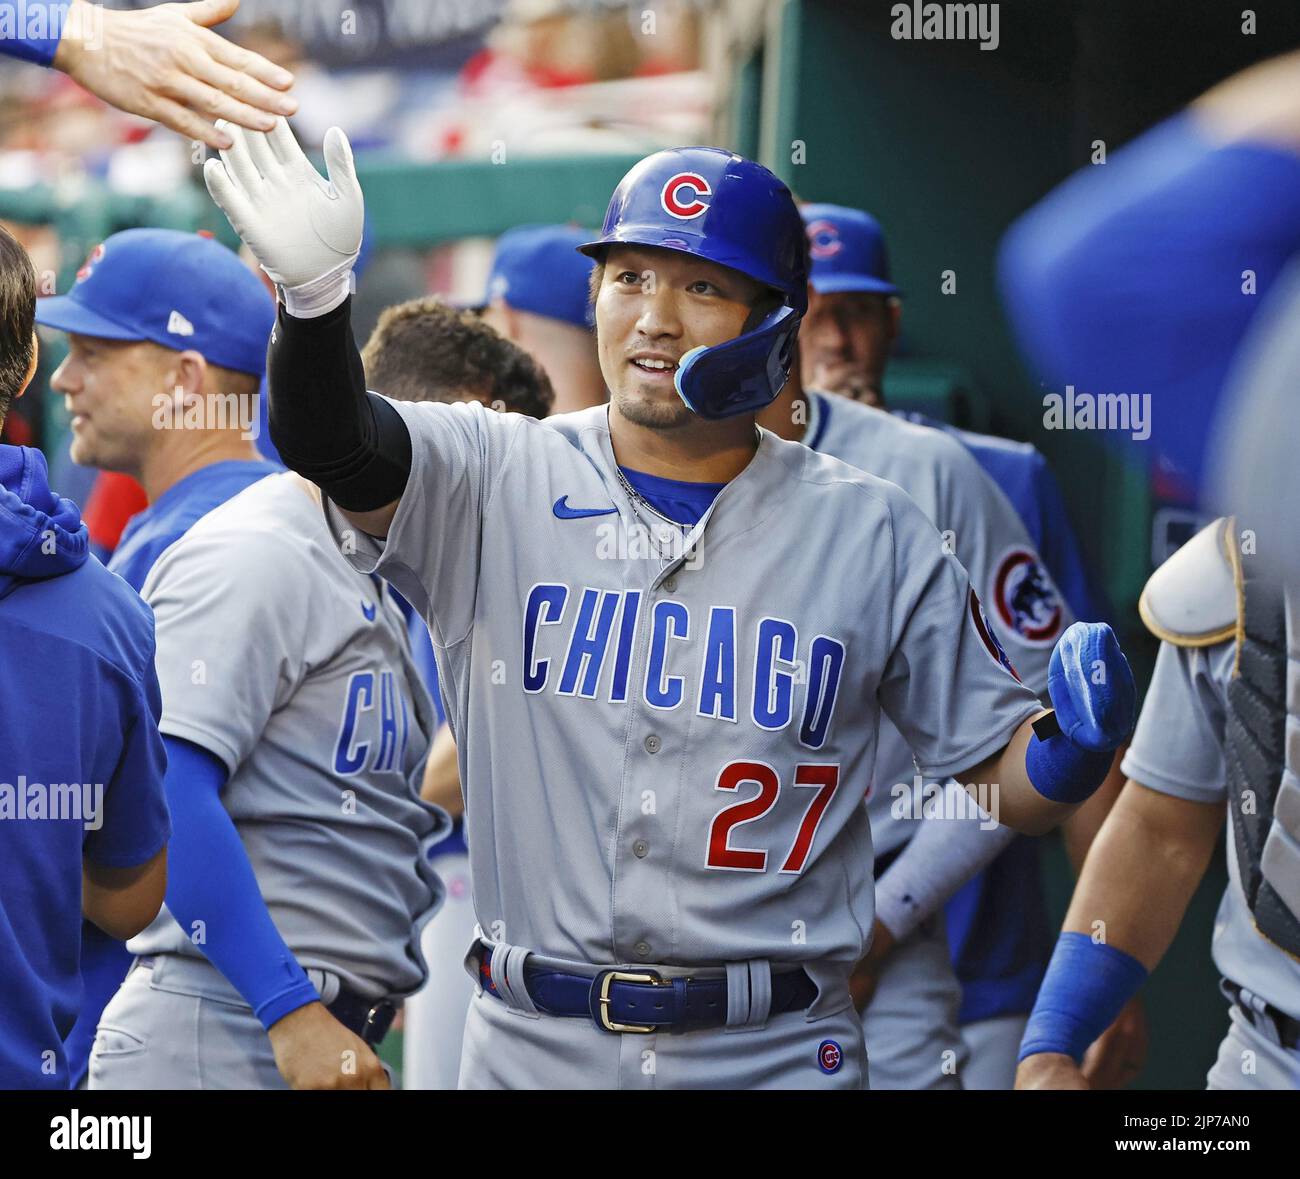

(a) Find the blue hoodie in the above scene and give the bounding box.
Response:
[0,444,170,1089]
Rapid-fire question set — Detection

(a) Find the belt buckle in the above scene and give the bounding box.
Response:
[595,969,669,1034]
[362,1000,396,1041]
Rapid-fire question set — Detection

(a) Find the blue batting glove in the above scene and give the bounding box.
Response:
[1047,621,1136,753]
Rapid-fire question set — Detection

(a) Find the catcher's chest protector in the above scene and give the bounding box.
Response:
[1226,568,1300,959]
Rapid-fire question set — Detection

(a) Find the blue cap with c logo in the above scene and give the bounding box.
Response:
[35,228,275,376]
[801,203,899,297]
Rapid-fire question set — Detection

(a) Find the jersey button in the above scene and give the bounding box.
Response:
[643,734,662,754]
[634,941,652,958]
[633,839,649,858]
[663,576,677,593]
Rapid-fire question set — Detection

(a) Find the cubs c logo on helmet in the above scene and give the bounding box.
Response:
[805,219,843,259]
[991,548,1064,646]
[76,243,105,282]
[660,172,712,220]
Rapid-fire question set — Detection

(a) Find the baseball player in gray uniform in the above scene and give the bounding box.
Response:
[90,470,445,1089]
[205,118,1134,1090]
[1018,518,1300,1090]
[756,355,1076,1088]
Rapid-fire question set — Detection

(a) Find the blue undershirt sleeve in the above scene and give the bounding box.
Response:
[161,736,320,1030]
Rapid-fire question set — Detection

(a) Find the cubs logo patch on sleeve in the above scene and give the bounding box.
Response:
[991,547,1064,646]
[970,588,1022,682]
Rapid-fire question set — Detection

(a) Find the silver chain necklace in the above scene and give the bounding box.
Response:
[615,465,692,532]
[613,467,690,575]
[613,427,762,533]
[616,428,764,561]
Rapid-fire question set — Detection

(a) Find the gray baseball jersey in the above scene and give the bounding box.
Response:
[1207,1004,1300,1090]
[802,391,1070,854]
[323,398,1042,977]
[1122,637,1300,1021]
[128,471,445,999]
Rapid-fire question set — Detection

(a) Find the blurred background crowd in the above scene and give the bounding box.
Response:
[0,0,708,480]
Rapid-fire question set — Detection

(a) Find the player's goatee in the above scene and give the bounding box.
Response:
[615,391,696,430]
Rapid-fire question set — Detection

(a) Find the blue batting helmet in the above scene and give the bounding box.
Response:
[579,147,807,420]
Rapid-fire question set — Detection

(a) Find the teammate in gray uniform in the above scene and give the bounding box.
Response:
[757,355,1074,1088]
[795,202,1135,1089]
[354,296,555,1089]
[1018,518,1300,1090]
[206,119,1135,1090]
[90,471,445,1089]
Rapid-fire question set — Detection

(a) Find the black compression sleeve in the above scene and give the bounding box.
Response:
[266,295,412,512]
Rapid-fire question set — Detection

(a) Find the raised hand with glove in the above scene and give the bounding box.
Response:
[203,118,409,529]
[203,118,364,318]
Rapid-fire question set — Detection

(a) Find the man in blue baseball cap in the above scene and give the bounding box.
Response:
[477,224,605,415]
[35,226,279,1086]
[37,228,273,514]
[799,204,901,406]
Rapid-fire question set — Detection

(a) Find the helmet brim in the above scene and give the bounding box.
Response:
[578,228,801,310]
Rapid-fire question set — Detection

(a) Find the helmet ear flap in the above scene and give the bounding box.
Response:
[673,306,802,420]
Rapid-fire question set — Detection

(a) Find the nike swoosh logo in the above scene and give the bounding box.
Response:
[553,496,618,519]
[361,601,377,622]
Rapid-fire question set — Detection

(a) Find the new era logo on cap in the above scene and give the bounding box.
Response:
[33,228,276,381]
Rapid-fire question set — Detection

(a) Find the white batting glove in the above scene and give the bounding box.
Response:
[203,118,363,318]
